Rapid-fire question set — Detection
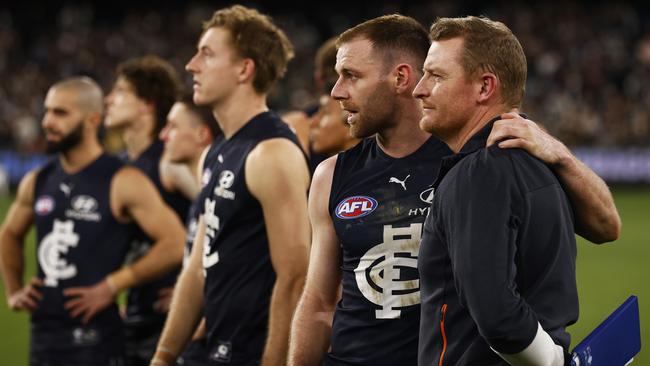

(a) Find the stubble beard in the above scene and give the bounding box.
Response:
[351,83,395,139]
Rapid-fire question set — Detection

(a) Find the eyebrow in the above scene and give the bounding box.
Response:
[47,107,69,115]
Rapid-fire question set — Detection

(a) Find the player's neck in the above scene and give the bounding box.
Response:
[448,104,511,153]
[213,89,268,139]
[59,139,103,174]
[376,102,430,158]
[122,116,155,160]
[187,153,202,183]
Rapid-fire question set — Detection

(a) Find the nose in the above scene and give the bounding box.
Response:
[42,111,54,129]
[330,77,347,101]
[186,54,199,74]
[105,92,113,106]
[412,76,429,100]
[159,125,169,141]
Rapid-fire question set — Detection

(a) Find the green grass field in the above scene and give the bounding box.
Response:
[0,188,648,365]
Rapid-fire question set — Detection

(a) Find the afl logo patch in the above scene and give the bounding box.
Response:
[35,196,55,216]
[335,196,378,219]
[201,168,212,187]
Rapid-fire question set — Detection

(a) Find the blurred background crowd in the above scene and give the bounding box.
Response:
[0,0,648,176]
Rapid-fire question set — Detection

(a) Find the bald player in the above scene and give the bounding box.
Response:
[0,77,185,365]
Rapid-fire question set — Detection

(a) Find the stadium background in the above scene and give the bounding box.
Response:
[0,0,648,364]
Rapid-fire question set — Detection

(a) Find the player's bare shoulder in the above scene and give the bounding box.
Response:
[109,165,155,222]
[15,169,40,206]
[312,155,337,196]
[246,138,309,197]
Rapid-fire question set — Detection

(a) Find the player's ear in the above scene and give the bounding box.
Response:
[87,112,102,128]
[476,72,498,104]
[238,58,256,85]
[198,125,211,145]
[393,63,413,94]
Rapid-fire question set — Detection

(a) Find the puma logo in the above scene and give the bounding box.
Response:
[389,174,410,191]
[59,183,72,197]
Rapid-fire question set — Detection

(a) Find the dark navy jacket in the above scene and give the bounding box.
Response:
[418,119,578,366]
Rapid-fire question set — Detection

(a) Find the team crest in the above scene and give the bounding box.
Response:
[355,223,422,318]
[335,196,378,219]
[38,219,79,287]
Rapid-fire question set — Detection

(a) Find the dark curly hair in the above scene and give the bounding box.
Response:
[117,55,182,138]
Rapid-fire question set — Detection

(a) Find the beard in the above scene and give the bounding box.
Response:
[45,122,84,154]
[349,82,395,139]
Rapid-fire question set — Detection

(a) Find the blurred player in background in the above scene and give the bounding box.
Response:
[0,77,185,365]
[104,55,192,366]
[283,37,342,171]
[158,93,219,365]
[152,5,310,366]
[309,94,359,157]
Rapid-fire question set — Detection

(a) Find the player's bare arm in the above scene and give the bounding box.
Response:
[150,216,207,366]
[159,155,200,200]
[0,170,43,312]
[247,138,311,366]
[63,166,185,323]
[487,112,621,243]
[289,156,342,366]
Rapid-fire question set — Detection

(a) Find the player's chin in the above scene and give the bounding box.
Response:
[418,115,437,133]
[192,92,211,106]
[103,116,121,129]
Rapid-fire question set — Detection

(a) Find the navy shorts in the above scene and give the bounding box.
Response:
[30,325,125,366]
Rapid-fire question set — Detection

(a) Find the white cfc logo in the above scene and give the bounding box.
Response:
[202,198,220,270]
[38,219,79,287]
[355,223,422,319]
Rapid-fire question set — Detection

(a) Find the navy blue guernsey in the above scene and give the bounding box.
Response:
[325,136,452,366]
[418,120,578,366]
[199,111,302,364]
[125,140,191,323]
[32,153,134,333]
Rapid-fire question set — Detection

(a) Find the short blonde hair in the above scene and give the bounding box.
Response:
[429,16,527,109]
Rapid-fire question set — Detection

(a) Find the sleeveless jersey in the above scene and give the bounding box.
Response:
[199,111,302,364]
[184,139,223,266]
[125,140,191,323]
[324,136,452,366]
[32,153,135,332]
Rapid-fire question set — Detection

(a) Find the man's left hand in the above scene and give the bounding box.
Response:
[63,279,115,324]
[487,112,570,165]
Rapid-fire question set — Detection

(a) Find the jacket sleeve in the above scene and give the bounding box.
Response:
[443,148,538,354]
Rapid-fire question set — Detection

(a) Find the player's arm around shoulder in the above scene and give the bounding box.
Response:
[246,138,310,366]
[289,155,342,366]
[1,169,42,310]
[109,166,186,291]
[488,113,620,243]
